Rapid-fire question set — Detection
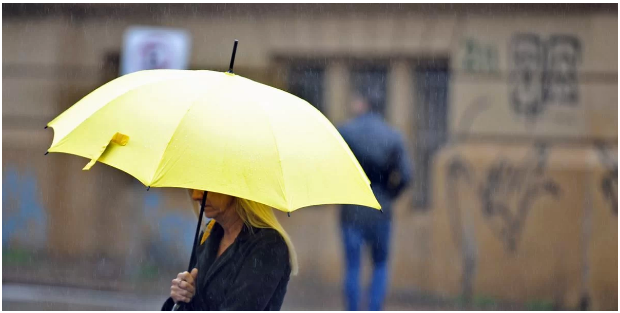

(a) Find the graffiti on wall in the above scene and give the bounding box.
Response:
[446,143,562,253]
[462,38,500,74]
[509,33,582,119]
[595,143,618,216]
[2,166,47,248]
[479,143,561,252]
[445,154,477,301]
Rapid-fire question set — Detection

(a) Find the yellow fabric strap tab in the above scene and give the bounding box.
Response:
[201,219,216,245]
[82,144,108,171]
[82,158,99,171]
[111,132,129,146]
[83,132,129,171]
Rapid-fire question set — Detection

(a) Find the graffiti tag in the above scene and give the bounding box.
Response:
[509,33,582,119]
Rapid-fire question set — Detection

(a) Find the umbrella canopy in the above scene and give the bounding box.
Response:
[46,69,380,212]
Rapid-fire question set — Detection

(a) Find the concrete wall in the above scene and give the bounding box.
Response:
[449,14,617,140]
[426,12,617,309]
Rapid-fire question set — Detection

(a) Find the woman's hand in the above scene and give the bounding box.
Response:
[171,268,198,303]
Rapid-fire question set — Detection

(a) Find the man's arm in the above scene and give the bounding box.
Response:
[387,133,413,199]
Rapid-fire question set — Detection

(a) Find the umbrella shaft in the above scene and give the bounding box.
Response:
[173,190,207,311]
[189,190,207,271]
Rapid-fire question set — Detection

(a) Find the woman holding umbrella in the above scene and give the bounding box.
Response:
[162,190,298,311]
[45,40,379,311]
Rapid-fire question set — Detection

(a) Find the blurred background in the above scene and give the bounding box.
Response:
[2,3,617,311]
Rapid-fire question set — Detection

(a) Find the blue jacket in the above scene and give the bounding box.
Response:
[338,113,413,224]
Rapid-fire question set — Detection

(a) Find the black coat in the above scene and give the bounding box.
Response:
[161,222,291,311]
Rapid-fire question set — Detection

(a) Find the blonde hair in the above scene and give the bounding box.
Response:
[234,198,299,276]
[186,189,298,275]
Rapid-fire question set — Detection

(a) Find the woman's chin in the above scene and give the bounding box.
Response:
[204,211,219,219]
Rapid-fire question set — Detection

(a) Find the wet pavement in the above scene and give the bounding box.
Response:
[2,283,164,310]
[2,283,464,311]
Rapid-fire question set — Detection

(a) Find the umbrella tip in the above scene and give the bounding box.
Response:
[227,40,239,74]
[380,208,384,214]
[146,186,150,191]
[44,151,49,155]
[287,212,290,217]
[44,126,48,129]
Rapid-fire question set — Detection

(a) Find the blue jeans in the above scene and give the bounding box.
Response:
[341,220,391,311]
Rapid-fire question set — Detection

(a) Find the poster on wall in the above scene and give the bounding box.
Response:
[120,26,191,76]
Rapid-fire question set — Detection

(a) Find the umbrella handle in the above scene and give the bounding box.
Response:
[172,190,208,311]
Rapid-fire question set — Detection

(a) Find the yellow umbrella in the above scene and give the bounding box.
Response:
[46,43,380,213]
[47,41,380,310]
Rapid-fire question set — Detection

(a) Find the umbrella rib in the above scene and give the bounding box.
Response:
[254,99,290,211]
[149,76,228,186]
[49,74,191,149]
